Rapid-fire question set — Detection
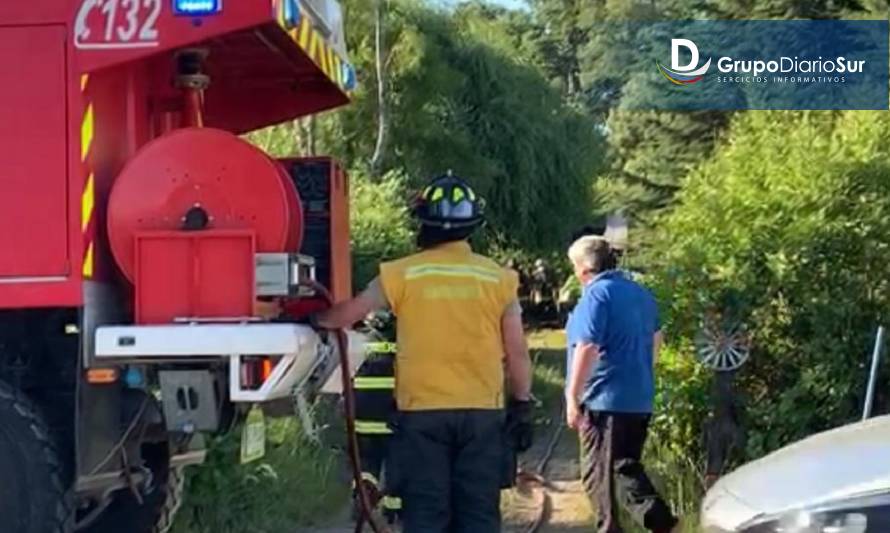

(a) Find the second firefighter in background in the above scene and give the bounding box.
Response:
[352,313,401,523]
[317,174,534,533]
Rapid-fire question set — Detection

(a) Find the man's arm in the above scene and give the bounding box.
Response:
[315,278,389,330]
[566,341,599,406]
[565,287,607,429]
[502,312,532,401]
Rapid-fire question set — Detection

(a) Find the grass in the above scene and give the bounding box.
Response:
[170,416,349,533]
[528,328,568,416]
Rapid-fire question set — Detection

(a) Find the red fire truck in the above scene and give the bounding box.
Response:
[0,1,358,531]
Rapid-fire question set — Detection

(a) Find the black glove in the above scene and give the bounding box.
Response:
[506,398,534,453]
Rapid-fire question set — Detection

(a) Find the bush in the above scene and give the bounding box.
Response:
[646,342,711,520]
[647,111,890,459]
[170,418,347,533]
[350,170,416,290]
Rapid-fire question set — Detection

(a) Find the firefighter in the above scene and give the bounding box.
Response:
[352,311,402,524]
[315,174,534,533]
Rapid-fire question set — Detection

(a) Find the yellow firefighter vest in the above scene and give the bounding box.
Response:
[379,241,518,411]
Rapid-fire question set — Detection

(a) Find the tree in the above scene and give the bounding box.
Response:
[316,0,606,252]
[528,0,588,99]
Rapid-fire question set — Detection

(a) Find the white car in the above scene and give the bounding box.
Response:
[701,415,890,532]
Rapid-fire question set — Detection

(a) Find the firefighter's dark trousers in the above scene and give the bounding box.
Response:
[580,410,678,533]
[391,409,505,533]
[353,355,401,517]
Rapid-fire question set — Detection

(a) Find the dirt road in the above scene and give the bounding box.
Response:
[503,395,594,533]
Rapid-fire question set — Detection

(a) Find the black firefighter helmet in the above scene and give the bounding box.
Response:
[412,173,485,231]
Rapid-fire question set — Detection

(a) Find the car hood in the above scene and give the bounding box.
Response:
[704,415,890,529]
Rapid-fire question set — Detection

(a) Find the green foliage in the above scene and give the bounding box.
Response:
[597,110,731,214]
[646,342,711,518]
[317,0,606,252]
[350,169,416,289]
[171,418,347,533]
[648,110,890,457]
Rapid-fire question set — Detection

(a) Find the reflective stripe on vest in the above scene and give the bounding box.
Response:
[355,420,392,435]
[354,472,380,488]
[366,342,398,354]
[354,376,396,390]
[382,496,402,510]
[405,263,501,283]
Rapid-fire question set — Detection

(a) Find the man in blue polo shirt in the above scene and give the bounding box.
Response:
[564,236,678,533]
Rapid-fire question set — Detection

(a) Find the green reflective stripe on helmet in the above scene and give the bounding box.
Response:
[430,187,445,201]
[366,342,398,354]
[382,496,402,510]
[452,187,466,203]
[355,420,392,435]
[354,376,395,390]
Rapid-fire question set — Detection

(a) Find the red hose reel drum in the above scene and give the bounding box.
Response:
[108,128,303,282]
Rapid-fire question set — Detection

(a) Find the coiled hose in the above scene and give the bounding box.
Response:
[303,280,392,533]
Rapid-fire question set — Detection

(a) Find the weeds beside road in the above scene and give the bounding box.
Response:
[170,416,347,533]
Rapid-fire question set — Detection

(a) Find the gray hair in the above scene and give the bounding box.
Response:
[567,236,616,274]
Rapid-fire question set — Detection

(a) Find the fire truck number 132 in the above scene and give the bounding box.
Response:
[75,0,162,50]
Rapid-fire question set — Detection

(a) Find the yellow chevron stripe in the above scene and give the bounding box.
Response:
[81,173,94,232]
[81,104,94,160]
[308,31,320,67]
[298,18,311,49]
[280,10,350,91]
[82,241,94,278]
[326,47,335,79]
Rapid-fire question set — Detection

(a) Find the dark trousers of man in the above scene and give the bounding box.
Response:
[391,409,505,533]
[580,410,678,533]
